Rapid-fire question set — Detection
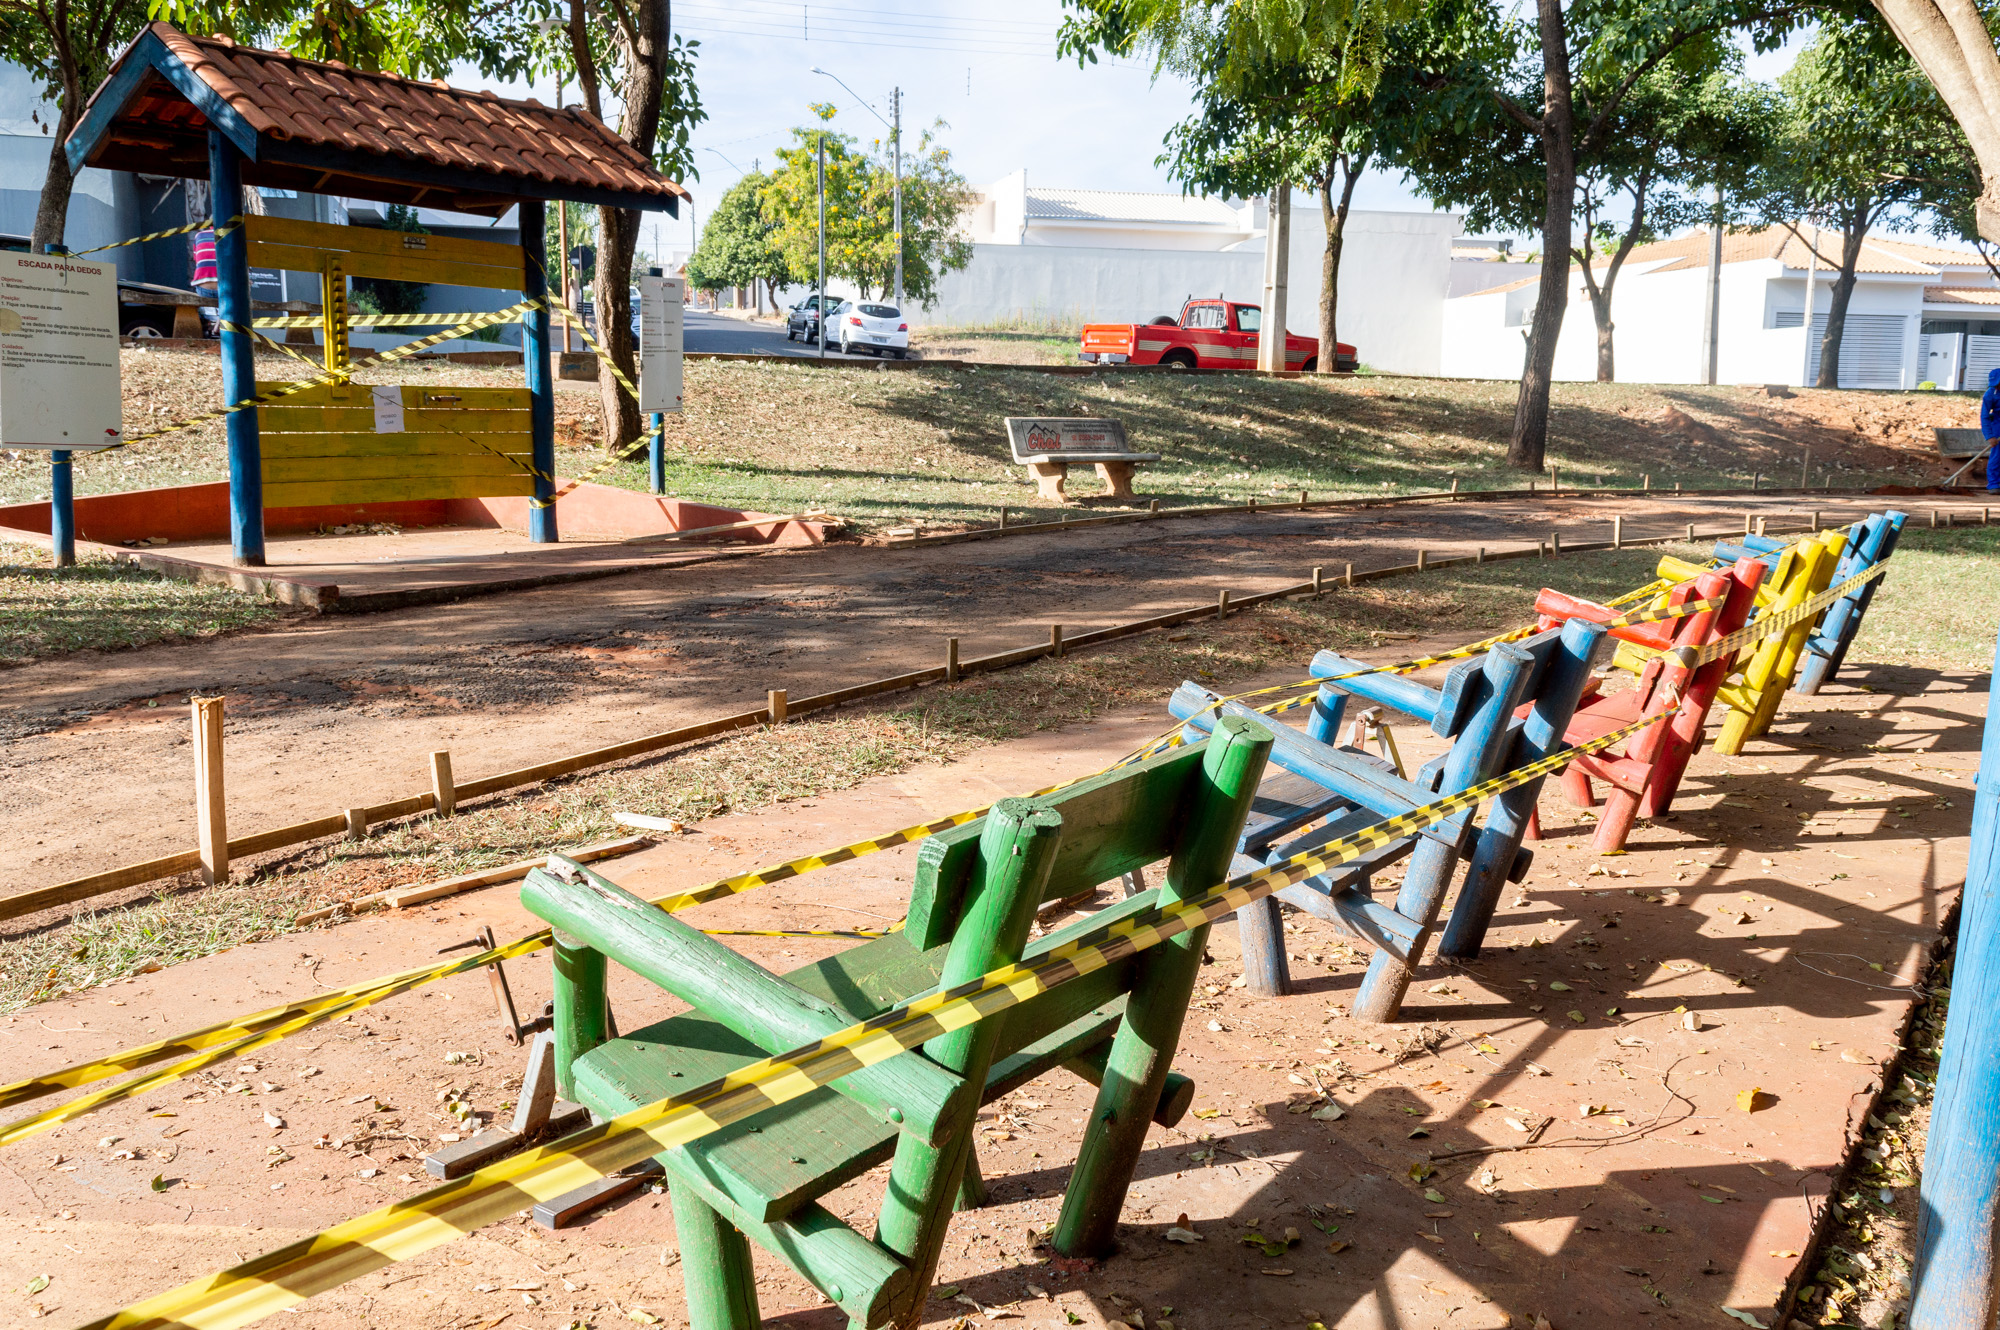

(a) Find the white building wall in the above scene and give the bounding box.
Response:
[922,207,1458,376]
[1440,254,1931,387]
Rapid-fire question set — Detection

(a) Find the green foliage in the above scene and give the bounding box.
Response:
[150,0,543,82]
[687,173,786,295]
[350,202,429,317]
[760,114,973,305]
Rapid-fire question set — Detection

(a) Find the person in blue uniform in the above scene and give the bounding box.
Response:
[1985,367,2000,492]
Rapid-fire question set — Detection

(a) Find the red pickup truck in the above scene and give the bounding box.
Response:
[1078,298,1355,372]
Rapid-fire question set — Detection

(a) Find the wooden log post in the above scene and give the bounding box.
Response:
[1311,565,1324,597]
[1299,488,1308,508]
[1450,475,1460,495]
[1148,499,1159,513]
[1549,466,1559,494]
[1756,516,1768,537]
[945,637,960,683]
[1642,474,1651,491]
[345,808,368,841]
[208,132,264,566]
[767,688,788,725]
[1476,547,1486,564]
[1550,531,1562,556]
[1416,549,1428,571]
[429,750,456,818]
[1801,448,1811,489]
[1054,715,1272,1257]
[1049,625,1064,658]
[1216,589,1230,619]
[1753,471,1762,490]
[1344,562,1354,588]
[999,506,1009,529]
[1911,637,2000,1329]
[1744,512,1755,535]
[192,697,228,885]
[1612,515,1623,548]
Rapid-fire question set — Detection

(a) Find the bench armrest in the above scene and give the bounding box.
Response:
[523,858,965,1146]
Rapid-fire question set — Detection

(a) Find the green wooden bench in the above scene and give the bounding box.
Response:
[520,713,1274,1330]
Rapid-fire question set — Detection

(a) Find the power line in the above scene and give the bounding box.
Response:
[686,0,1056,34]
[682,20,1057,58]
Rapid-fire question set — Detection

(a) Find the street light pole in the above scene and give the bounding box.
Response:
[812,67,901,308]
[892,86,903,309]
[817,132,827,360]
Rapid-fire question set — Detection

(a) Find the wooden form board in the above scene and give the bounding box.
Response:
[244,215,527,291]
[256,380,533,508]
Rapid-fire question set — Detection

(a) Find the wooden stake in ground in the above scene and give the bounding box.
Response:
[945,637,960,683]
[192,696,227,886]
[430,750,456,818]
[768,689,788,725]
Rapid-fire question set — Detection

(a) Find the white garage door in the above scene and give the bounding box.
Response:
[1966,334,2000,388]
[1775,312,1910,388]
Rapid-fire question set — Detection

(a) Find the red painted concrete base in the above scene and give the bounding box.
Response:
[0,480,833,548]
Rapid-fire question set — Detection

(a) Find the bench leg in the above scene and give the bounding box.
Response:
[1561,764,1596,808]
[1235,895,1291,997]
[550,931,610,1103]
[1232,892,1296,996]
[671,1184,762,1330]
[1055,716,1270,1259]
[1523,804,1543,842]
[1440,783,1538,961]
[1590,787,1642,853]
[955,1146,988,1212]
[1029,460,1068,502]
[1093,460,1138,499]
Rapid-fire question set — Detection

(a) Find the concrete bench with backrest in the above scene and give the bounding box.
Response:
[518,715,1272,1330]
[1005,417,1159,503]
[1167,616,1608,1022]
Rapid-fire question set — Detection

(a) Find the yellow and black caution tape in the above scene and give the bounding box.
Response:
[0,558,1858,1144]
[71,215,243,257]
[1695,562,1887,667]
[77,702,1676,1330]
[249,311,520,329]
[103,301,540,454]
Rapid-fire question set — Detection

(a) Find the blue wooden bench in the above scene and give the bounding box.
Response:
[519,715,1273,1330]
[1711,510,1905,695]
[1167,615,1607,1022]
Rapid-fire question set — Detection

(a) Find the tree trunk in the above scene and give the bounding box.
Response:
[1591,288,1615,381]
[31,98,82,253]
[1872,0,2000,241]
[1815,216,1868,389]
[1509,0,1577,471]
[1315,151,1367,374]
[593,0,673,451]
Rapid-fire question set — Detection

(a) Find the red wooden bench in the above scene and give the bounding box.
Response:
[1526,557,1767,852]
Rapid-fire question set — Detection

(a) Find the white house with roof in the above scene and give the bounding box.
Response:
[924,169,1461,375]
[1442,226,2000,389]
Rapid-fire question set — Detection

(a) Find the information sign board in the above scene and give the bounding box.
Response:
[0,254,122,450]
[639,274,684,414]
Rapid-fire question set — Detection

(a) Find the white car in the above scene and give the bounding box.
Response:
[835,301,910,358]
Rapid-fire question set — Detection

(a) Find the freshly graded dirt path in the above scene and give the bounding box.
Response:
[0,613,1970,1330]
[0,491,1962,901]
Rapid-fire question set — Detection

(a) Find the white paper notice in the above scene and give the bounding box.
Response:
[371,384,406,433]
[0,254,121,450]
[639,274,684,414]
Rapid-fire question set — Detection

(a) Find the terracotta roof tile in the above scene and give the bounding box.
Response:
[1925,285,2000,306]
[74,23,686,209]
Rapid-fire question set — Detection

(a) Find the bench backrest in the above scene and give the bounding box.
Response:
[1004,416,1152,463]
[905,717,1273,948]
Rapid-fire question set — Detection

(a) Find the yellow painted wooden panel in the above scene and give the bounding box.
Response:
[262,453,528,484]
[259,430,532,459]
[260,407,530,434]
[263,474,536,509]
[247,215,524,269]
[255,383,530,410]
[249,242,524,291]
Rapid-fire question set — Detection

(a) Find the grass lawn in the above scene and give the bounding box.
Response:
[2,345,1965,533]
[0,539,287,666]
[1848,524,2000,671]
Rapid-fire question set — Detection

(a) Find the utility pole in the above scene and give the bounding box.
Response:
[1801,221,1820,387]
[892,86,904,309]
[817,132,827,360]
[1699,184,1722,385]
[1256,183,1291,372]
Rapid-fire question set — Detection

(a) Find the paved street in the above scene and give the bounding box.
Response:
[682,308,881,361]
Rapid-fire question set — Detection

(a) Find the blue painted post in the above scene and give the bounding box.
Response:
[649,412,665,495]
[519,199,558,543]
[1795,510,1906,694]
[1911,632,2000,1328]
[1437,617,1609,959]
[208,131,263,567]
[49,451,74,567]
